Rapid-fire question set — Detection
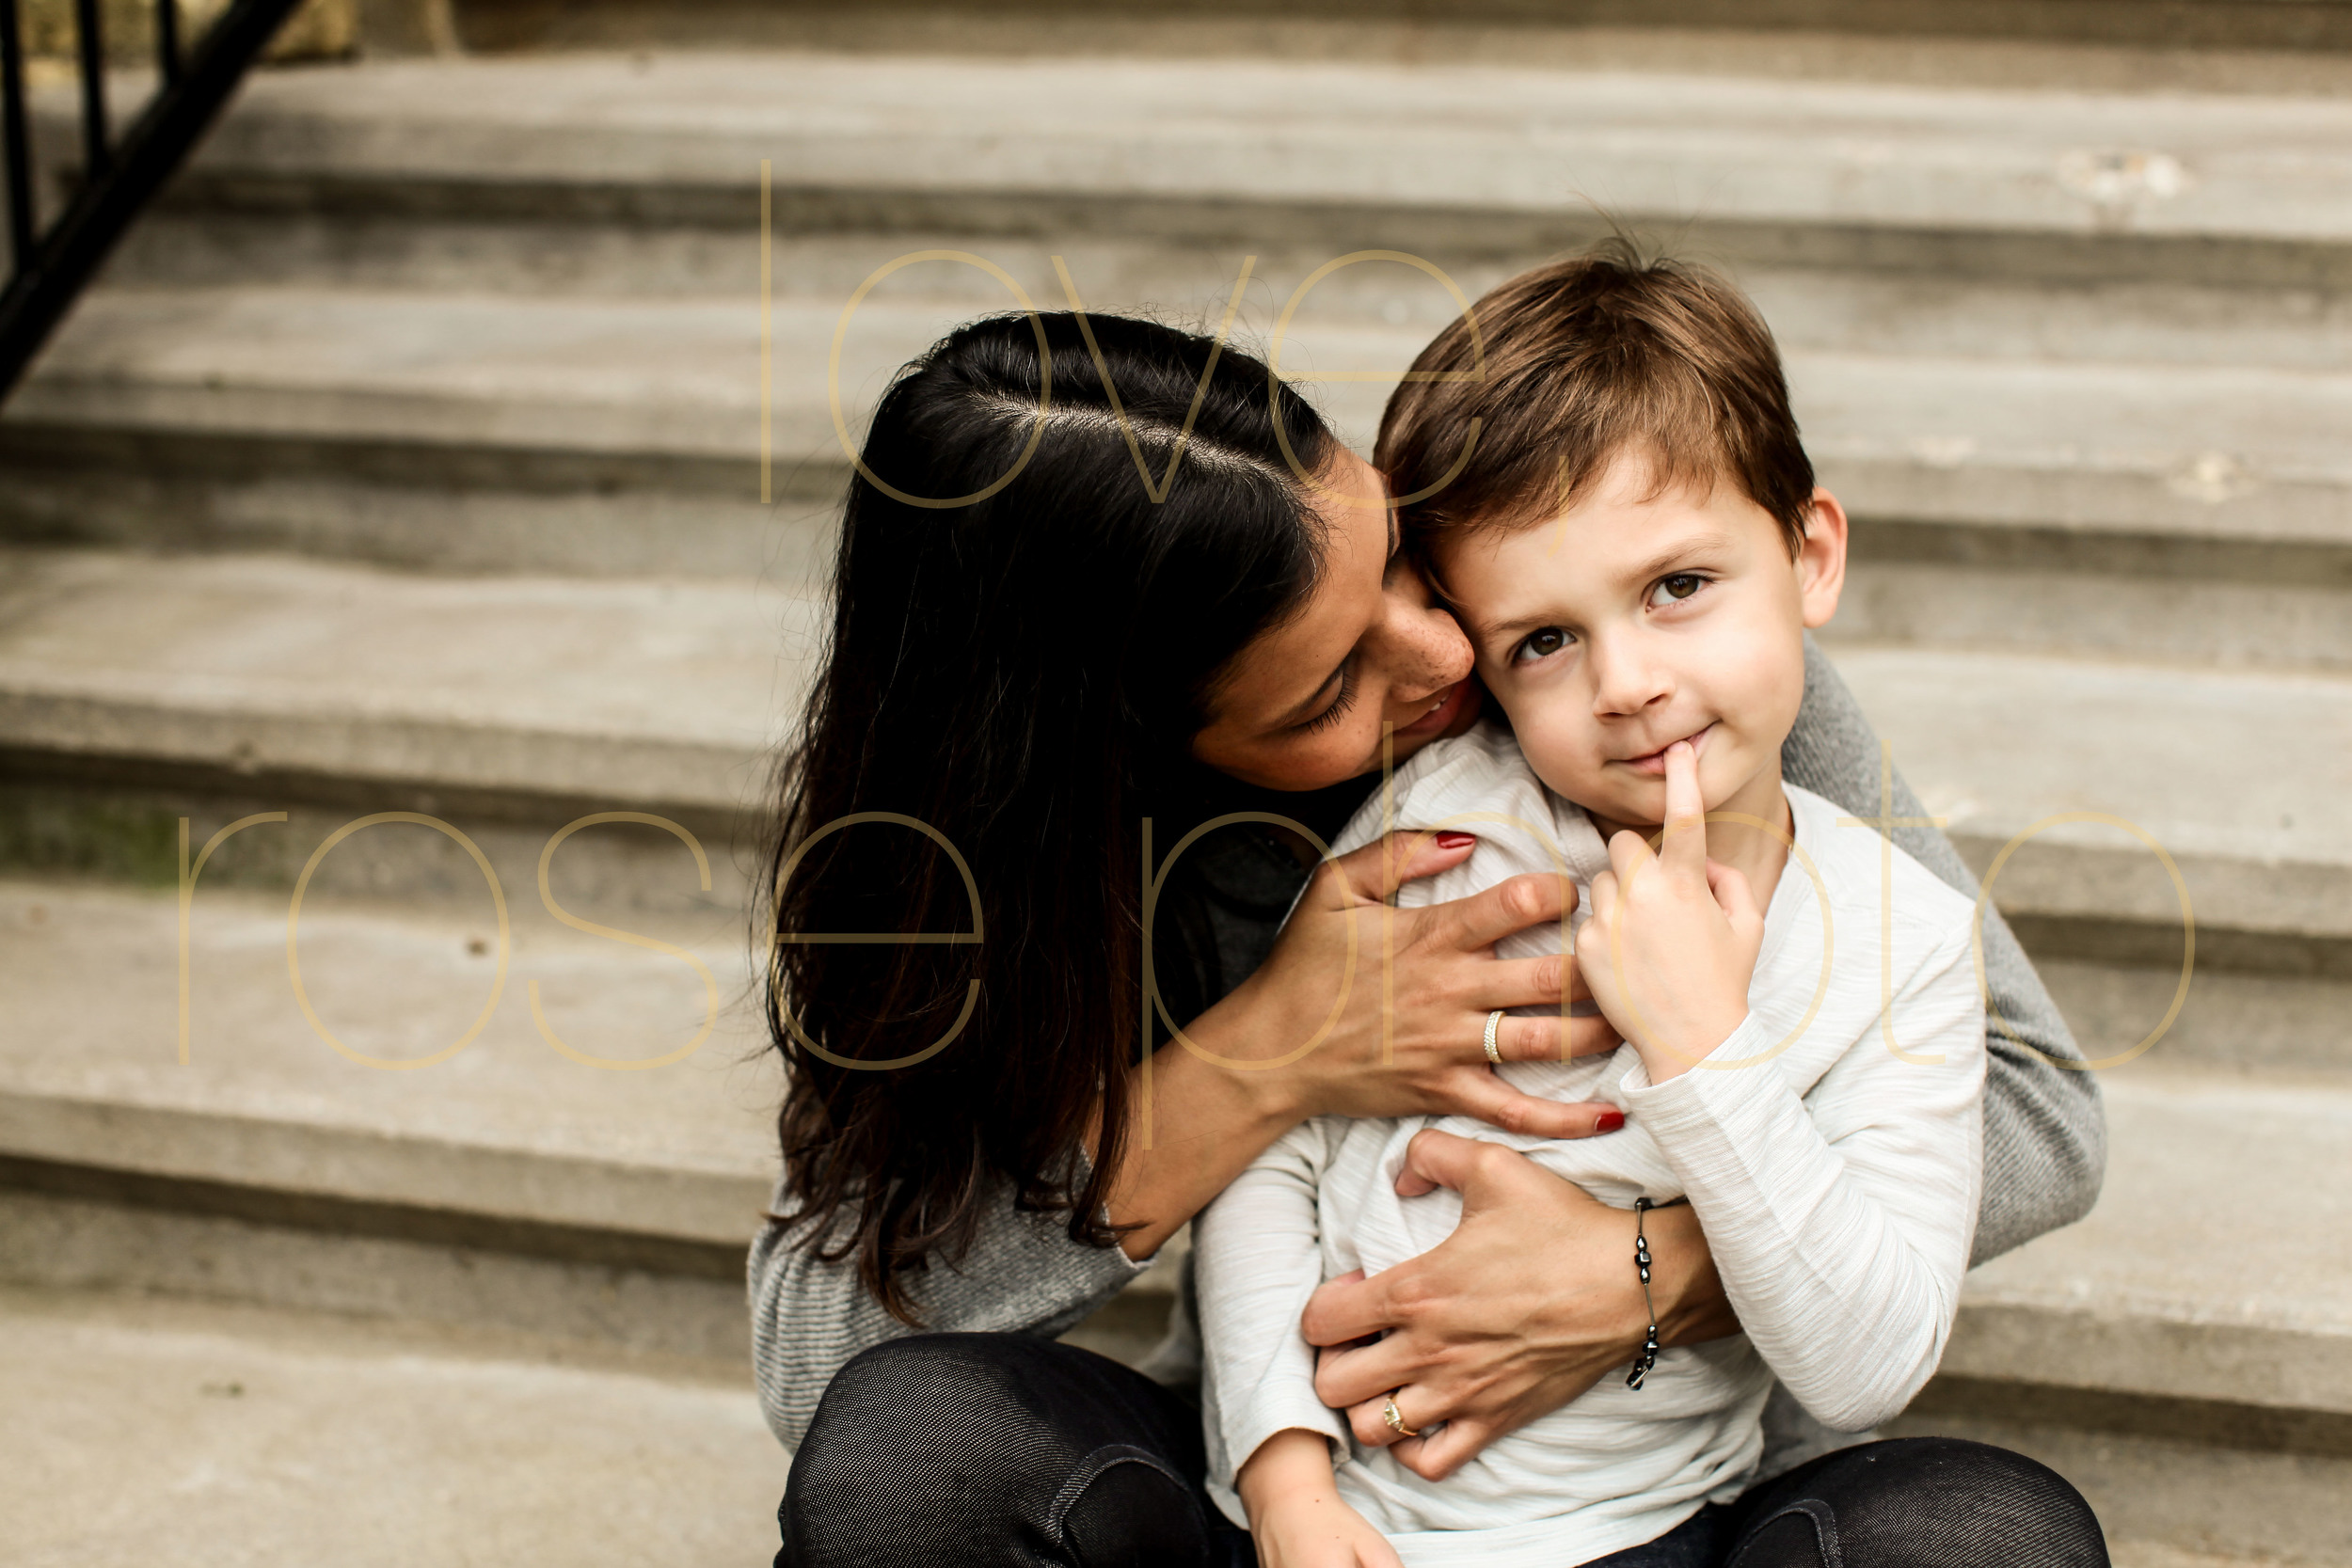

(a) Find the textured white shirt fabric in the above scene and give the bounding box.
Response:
[1196,721,1988,1566]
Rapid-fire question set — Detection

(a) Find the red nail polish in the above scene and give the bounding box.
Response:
[1435,832,1476,849]
[1594,1111,1626,1133]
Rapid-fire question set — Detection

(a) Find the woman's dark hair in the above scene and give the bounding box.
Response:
[764,310,1337,1321]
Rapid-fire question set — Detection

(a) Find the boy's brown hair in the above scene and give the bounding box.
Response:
[1375,243,1816,562]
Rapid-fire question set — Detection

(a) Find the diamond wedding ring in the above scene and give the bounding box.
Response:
[1483,1009,1505,1066]
[1382,1393,1421,1438]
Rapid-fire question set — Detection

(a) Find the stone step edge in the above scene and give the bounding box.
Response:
[1905,1371,2352,1464]
[5,1083,2347,1426]
[0,1087,771,1260]
[7,707,2345,965]
[0,688,771,824]
[11,379,2352,562]
[110,174,2352,294]
[135,67,2352,252]
[432,0,2352,60]
[1944,1295,2352,1421]
[0,1084,1187,1296]
[10,425,2352,578]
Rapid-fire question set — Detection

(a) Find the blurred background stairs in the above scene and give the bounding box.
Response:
[2,3,2347,1563]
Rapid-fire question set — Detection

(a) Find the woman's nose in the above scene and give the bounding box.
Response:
[1381,584,1474,699]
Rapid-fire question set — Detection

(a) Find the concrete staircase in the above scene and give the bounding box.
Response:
[4,5,2348,1563]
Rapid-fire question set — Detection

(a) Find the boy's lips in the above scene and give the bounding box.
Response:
[1619,722,1716,775]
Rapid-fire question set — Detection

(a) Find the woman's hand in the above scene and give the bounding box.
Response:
[1212,828,1622,1138]
[1103,829,1619,1258]
[1238,1431,1404,1568]
[1298,1129,1736,1480]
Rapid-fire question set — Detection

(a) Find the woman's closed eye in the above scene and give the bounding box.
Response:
[1512,627,1572,666]
[1295,659,1359,734]
[1647,573,1710,609]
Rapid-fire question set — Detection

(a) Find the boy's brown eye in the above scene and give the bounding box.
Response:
[1514,628,1570,664]
[1661,575,1703,600]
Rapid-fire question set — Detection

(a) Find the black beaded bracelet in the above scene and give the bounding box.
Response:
[1628,1196,1691,1390]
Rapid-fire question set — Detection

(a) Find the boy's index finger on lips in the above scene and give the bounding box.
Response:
[1661,739,1708,876]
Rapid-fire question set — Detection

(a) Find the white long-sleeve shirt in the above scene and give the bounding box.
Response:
[1196,721,1987,1566]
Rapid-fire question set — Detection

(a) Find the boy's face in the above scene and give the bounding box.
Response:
[1442,449,1848,835]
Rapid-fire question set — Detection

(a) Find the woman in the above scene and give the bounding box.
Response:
[753,311,2106,1566]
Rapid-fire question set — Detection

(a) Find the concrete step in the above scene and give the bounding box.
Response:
[10,284,2350,673]
[136,51,2352,287]
[446,0,2352,71]
[1827,642,2352,984]
[1892,1063,2352,1567]
[0,876,774,1219]
[0,1284,788,1568]
[2,869,2340,1560]
[3,547,2344,988]
[0,867,773,1359]
[0,870,1176,1360]
[0,545,805,832]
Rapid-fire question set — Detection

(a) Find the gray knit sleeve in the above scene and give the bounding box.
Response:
[1783,636,2106,1265]
[747,1180,1152,1449]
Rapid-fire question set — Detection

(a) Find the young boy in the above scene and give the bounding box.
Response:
[1193,251,1989,1567]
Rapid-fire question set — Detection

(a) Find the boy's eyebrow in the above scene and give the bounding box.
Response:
[1476,612,1557,643]
[1617,530,1740,588]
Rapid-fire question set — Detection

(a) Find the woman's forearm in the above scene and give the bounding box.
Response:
[1101,982,1305,1258]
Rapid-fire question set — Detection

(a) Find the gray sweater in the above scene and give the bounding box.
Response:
[748,638,2106,1450]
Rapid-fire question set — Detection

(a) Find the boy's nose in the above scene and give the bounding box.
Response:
[1589,643,1674,716]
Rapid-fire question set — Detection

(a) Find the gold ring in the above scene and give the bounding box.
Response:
[1483,1009,1505,1066]
[1382,1394,1420,1438]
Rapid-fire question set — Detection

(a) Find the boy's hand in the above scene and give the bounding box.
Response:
[1250,1493,1406,1568]
[1575,740,1764,1083]
[1238,1431,1406,1568]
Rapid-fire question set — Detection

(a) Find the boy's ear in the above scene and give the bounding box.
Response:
[1796,488,1850,630]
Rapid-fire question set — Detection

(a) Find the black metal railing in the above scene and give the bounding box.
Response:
[0,0,306,404]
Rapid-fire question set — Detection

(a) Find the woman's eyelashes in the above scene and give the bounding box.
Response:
[1296,660,1359,734]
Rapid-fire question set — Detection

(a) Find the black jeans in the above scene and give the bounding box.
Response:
[778,1334,2108,1568]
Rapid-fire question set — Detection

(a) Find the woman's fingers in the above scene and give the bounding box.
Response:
[1342,1388,1442,1450]
[1492,1010,1622,1062]
[1391,1416,1494,1482]
[1300,1271,1387,1351]
[1445,1072,1623,1140]
[1325,829,1480,906]
[1311,1328,1420,1411]
[1470,958,1616,1060]
[1423,870,1576,954]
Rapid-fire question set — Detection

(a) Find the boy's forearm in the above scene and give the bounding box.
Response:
[1642,1197,1742,1347]
[1238,1428,1343,1524]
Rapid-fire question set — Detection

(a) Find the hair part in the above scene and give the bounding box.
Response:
[1376,240,1816,565]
